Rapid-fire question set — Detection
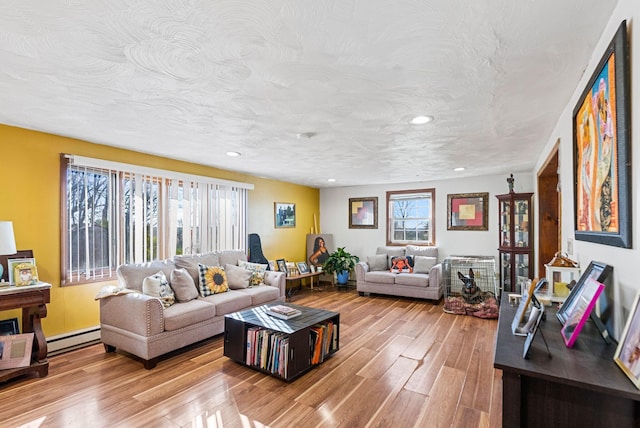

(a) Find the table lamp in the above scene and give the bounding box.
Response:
[0,221,17,281]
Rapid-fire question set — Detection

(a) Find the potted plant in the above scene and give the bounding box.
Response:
[323,247,360,285]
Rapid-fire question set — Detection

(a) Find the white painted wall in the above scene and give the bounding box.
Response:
[536,0,637,340]
[320,172,533,264]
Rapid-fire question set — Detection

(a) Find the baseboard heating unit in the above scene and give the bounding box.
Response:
[47,326,101,356]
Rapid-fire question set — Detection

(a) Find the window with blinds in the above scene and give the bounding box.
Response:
[60,154,251,285]
[386,188,435,245]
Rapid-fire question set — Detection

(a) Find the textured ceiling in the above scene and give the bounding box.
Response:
[0,1,617,188]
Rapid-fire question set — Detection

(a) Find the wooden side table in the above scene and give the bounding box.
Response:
[285,271,322,300]
[0,282,51,382]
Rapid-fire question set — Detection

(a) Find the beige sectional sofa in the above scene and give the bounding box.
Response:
[100,250,285,369]
[355,245,443,302]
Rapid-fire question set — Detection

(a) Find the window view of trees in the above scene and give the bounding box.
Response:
[387,189,435,245]
[63,160,247,285]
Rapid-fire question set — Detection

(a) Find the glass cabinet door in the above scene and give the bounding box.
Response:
[500,252,511,292]
[500,200,511,247]
[514,199,530,249]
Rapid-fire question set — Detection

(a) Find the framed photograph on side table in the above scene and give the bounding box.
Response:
[7,257,36,284]
[297,262,310,274]
[557,261,612,325]
[276,259,287,275]
[614,292,640,389]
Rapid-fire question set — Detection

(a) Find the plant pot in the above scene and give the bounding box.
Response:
[336,270,350,285]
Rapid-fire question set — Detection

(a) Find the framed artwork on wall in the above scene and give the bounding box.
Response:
[573,20,631,248]
[349,197,378,229]
[274,203,296,228]
[447,192,489,231]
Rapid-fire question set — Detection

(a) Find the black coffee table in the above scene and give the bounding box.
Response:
[224,303,340,381]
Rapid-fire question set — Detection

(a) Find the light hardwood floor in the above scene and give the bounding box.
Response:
[0,288,502,428]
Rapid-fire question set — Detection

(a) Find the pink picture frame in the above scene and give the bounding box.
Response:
[560,278,605,347]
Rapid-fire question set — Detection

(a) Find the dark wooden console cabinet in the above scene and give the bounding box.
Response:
[494,294,640,427]
[224,304,339,381]
[0,282,51,382]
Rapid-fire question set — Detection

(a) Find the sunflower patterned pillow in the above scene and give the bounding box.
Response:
[198,264,229,296]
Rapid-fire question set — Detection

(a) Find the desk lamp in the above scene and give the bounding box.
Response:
[0,221,17,281]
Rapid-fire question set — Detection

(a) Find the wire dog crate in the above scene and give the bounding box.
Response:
[443,255,497,314]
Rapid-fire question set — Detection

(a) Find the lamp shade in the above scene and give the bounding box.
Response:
[0,221,17,255]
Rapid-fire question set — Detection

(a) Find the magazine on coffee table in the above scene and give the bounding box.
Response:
[266,305,302,320]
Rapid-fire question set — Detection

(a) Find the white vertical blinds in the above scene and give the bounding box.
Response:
[62,154,251,284]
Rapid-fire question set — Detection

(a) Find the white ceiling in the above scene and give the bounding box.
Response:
[0,1,617,188]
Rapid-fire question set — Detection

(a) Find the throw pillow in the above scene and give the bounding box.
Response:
[170,268,199,301]
[225,263,253,289]
[413,256,437,273]
[238,260,268,286]
[367,254,388,271]
[142,271,175,308]
[390,256,414,273]
[198,264,229,296]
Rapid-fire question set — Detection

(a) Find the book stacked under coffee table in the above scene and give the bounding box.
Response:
[223,303,339,381]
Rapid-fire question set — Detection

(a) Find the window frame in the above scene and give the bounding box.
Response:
[386,188,436,246]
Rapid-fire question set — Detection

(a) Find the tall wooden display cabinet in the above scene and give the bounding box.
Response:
[497,191,534,292]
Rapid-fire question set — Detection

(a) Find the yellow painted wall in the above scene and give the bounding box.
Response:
[0,124,319,337]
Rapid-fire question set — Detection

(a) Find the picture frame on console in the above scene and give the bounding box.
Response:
[447,193,489,231]
[7,257,36,284]
[573,20,631,248]
[349,197,378,229]
[561,278,605,347]
[274,202,296,228]
[557,261,612,326]
[614,292,640,389]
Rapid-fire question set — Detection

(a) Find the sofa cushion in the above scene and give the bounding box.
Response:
[238,260,268,286]
[163,299,217,331]
[225,263,252,289]
[218,250,247,267]
[142,271,175,308]
[364,271,397,284]
[174,253,220,286]
[237,286,280,306]
[117,259,177,292]
[367,254,388,271]
[198,264,229,296]
[405,245,438,258]
[413,256,437,273]
[200,290,252,315]
[395,273,430,287]
[170,268,199,302]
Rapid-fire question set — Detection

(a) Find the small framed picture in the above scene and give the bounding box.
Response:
[297,262,310,274]
[14,263,38,286]
[614,292,640,389]
[7,257,36,284]
[349,197,378,229]
[268,260,276,271]
[276,259,287,274]
[561,278,605,347]
[274,202,296,228]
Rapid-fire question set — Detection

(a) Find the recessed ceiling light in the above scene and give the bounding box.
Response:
[226,151,241,157]
[454,167,465,172]
[409,115,434,125]
[327,178,336,182]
